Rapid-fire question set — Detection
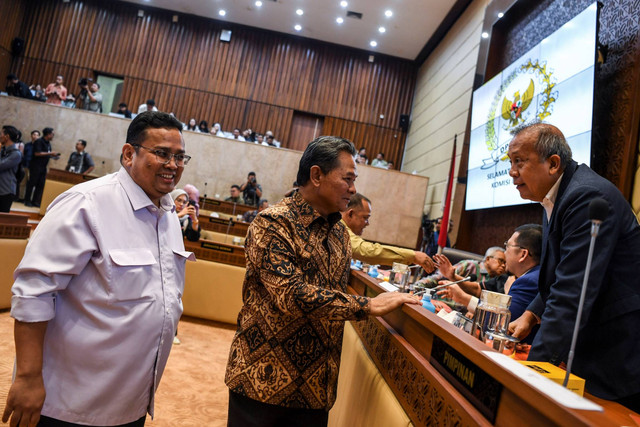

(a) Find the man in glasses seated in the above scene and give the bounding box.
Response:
[421,246,508,296]
[4,111,194,427]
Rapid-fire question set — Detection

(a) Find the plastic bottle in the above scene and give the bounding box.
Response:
[422,293,436,313]
[368,265,378,278]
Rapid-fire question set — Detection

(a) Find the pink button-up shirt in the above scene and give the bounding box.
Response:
[11,168,193,425]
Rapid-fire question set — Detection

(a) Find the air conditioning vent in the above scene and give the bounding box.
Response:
[346,11,363,19]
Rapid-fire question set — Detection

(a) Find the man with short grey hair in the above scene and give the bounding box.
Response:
[507,122,640,411]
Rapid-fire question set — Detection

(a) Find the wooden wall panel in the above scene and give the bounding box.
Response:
[0,0,27,83]
[323,117,406,168]
[10,0,416,154]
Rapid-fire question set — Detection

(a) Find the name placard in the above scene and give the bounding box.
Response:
[430,336,502,422]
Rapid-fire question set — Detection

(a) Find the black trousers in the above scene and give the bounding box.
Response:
[0,193,13,212]
[227,390,329,427]
[26,166,47,205]
[37,415,145,427]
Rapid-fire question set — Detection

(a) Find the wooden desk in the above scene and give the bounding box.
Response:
[349,271,638,426]
[199,197,254,215]
[0,213,30,239]
[46,168,97,184]
[183,239,245,268]
[197,214,249,238]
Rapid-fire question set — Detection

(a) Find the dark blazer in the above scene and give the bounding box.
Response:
[527,160,640,400]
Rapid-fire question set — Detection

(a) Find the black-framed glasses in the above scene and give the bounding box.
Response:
[487,255,506,265]
[504,241,522,250]
[131,144,191,166]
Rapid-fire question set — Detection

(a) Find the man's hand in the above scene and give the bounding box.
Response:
[369,292,421,316]
[2,375,45,427]
[413,251,435,273]
[508,310,538,340]
[432,254,455,280]
[436,282,472,306]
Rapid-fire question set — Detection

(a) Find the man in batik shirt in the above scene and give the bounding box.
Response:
[225,136,419,427]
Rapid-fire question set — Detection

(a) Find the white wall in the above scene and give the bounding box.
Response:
[402,0,488,238]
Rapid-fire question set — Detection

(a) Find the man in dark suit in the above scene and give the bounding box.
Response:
[507,122,640,411]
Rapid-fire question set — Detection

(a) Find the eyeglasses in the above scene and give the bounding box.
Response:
[487,255,506,265]
[504,241,522,250]
[131,144,191,166]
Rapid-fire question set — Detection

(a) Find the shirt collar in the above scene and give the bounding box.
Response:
[117,167,175,214]
[291,191,342,229]
[541,172,564,221]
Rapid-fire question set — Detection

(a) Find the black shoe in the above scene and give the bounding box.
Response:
[24,201,34,207]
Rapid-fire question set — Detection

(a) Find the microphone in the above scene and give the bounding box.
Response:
[563,197,609,387]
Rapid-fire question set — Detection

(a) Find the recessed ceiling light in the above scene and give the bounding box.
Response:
[296,9,303,16]
[219,9,226,16]
[340,1,348,7]
[255,1,262,7]
[370,40,377,47]
[378,26,386,33]
[336,17,344,24]
[498,12,504,18]
[481,32,489,38]
[294,24,302,31]
[384,10,393,17]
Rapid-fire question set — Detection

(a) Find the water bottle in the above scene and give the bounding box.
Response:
[368,265,378,278]
[422,294,436,313]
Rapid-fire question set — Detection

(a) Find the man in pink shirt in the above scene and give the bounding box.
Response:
[3,111,194,426]
[44,75,67,105]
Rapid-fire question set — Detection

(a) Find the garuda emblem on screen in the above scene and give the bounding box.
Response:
[481,59,558,169]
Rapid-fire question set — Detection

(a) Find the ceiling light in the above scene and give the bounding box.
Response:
[255,1,262,7]
[294,24,302,31]
[218,9,226,17]
[378,26,385,33]
[481,32,489,38]
[340,1,348,7]
[296,9,303,16]
[384,10,393,17]
[336,17,344,24]
[370,40,377,47]
[498,12,504,18]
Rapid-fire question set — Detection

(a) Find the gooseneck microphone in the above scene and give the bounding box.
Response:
[563,197,609,387]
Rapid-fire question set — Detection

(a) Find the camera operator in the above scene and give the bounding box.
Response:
[76,79,103,113]
[239,171,262,207]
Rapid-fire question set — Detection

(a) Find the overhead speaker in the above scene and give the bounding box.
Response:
[11,38,25,56]
[399,114,409,132]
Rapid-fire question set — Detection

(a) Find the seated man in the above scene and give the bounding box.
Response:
[422,246,507,295]
[438,224,542,342]
[242,199,268,223]
[341,193,435,273]
[225,184,242,203]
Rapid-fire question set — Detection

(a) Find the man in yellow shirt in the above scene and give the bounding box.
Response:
[341,193,435,272]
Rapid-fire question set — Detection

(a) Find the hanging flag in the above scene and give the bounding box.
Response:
[438,135,457,252]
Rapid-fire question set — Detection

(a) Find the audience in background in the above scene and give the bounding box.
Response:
[25,127,60,208]
[242,129,254,142]
[65,140,95,175]
[225,184,242,203]
[264,130,279,147]
[183,183,200,216]
[62,93,76,108]
[371,152,388,168]
[240,171,262,207]
[184,118,199,132]
[44,75,67,105]
[242,199,269,223]
[356,147,368,164]
[30,84,46,102]
[137,99,158,114]
[76,81,102,113]
[211,123,224,137]
[17,130,38,202]
[171,189,201,242]
[198,120,209,134]
[424,217,451,257]
[387,161,394,170]
[5,74,33,99]
[0,125,22,212]
[116,102,132,118]
[230,128,245,142]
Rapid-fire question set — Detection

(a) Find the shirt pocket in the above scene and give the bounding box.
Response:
[172,249,194,298]
[108,248,157,302]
